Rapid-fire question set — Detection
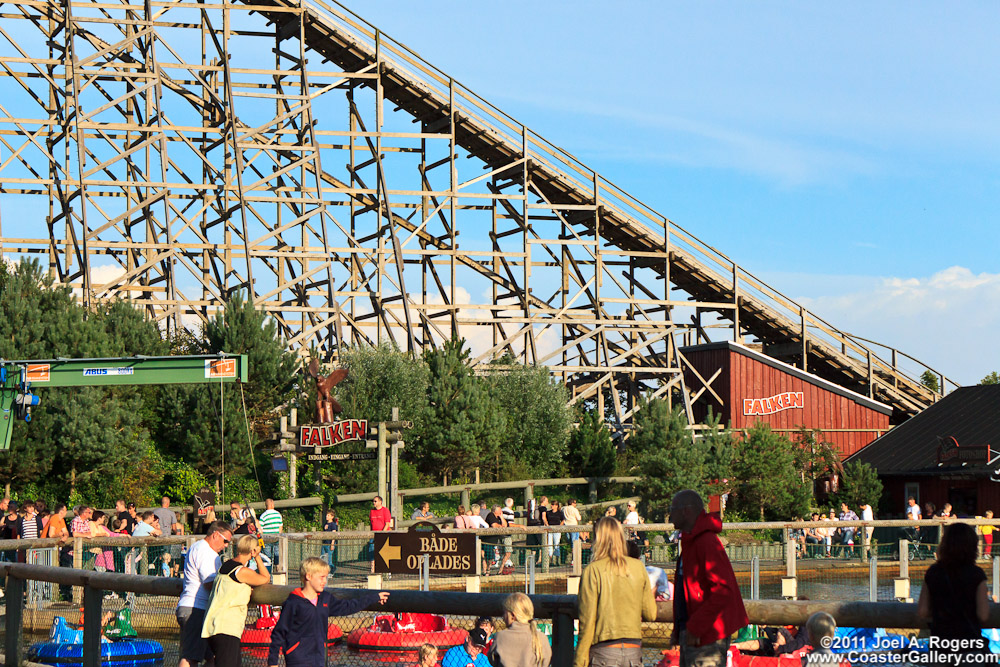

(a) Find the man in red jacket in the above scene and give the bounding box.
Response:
[669,489,748,667]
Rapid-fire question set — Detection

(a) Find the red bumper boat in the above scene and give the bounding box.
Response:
[346,613,467,653]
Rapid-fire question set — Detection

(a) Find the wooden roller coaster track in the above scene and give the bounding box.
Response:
[0,0,953,432]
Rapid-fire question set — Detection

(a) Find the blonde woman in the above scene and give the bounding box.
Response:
[574,516,656,667]
[202,534,271,667]
[489,592,551,667]
[415,643,438,667]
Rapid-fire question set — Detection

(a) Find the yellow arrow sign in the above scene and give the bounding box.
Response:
[378,538,401,566]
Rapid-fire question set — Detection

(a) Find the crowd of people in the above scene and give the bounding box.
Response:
[388,494,589,574]
[0,495,294,601]
[5,488,1000,666]
[785,501,874,558]
[904,496,997,556]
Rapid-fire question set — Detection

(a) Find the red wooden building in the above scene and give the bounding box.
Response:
[681,341,892,458]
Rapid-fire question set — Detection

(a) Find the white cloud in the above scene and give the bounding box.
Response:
[405,287,561,364]
[89,264,126,289]
[69,263,127,299]
[792,266,1000,386]
[494,89,879,186]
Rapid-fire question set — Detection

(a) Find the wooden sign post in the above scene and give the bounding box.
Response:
[374,522,479,576]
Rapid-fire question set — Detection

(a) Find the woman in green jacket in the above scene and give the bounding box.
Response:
[201,534,271,667]
[574,516,657,667]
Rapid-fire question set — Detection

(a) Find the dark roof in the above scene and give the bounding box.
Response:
[846,385,1000,475]
[680,340,892,415]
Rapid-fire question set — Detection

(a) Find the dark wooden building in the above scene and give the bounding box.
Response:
[847,385,1000,517]
[681,341,892,458]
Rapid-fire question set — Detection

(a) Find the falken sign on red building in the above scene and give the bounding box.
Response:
[681,341,892,458]
[742,392,805,416]
[299,419,368,448]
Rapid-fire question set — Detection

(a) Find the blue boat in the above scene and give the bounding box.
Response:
[28,607,164,667]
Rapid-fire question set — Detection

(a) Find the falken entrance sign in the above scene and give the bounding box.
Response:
[299,419,367,449]
[374,522,478,575]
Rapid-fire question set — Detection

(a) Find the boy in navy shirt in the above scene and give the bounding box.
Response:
[268,557,389,667]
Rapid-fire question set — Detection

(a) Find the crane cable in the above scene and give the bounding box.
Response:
[219,373,225,503]
[239,380,264,502]
[212,359,265,505]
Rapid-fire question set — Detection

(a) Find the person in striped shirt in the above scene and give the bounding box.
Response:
[258,499,283,567]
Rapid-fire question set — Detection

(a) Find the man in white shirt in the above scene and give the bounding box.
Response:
[467,505,489,573]
[562,498,582,544]
[177,521,233,667]
[906,497,922,521]
[623,500,640,525]
[860,502,875,542]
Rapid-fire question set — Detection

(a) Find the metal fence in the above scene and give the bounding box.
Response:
[7,559,999,667]
[1,517,993,609]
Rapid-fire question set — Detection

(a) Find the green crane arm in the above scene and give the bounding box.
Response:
[0,354,248,451]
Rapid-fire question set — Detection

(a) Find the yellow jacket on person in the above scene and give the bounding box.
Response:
[574,556,657,667]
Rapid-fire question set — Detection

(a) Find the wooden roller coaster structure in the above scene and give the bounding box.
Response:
[0,0,954,433]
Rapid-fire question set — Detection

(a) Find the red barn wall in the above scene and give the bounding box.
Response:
[682,342,891,459]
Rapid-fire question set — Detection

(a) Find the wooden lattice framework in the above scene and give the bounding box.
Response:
[0,0,954,433]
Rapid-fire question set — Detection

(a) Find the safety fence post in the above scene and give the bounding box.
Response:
[782,530,797,599]
[277,536,288,585]
[993,557,999,602]
[894,539,910,600]
[785,530,796,578]
[552,607,575,667]
[750,556,759,601]
[861,525,871,564]
[5,572,24,666]
[421,553,430,591]
[83,583,103,667]
[72,537,83,604]
[572,539,582,576]
[868,556,878,602]
[527,557,535,595]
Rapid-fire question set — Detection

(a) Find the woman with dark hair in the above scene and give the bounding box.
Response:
[918,522,988,651]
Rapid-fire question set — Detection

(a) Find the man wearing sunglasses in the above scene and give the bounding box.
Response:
[177,521,234,667]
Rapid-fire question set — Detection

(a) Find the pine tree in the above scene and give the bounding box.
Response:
[836,461,883,511]
[632,401,729,520]
[0,260,158,501]
[412,337,490,479]
[202,292,298,421]
[485,358,572,479]
[565,411,616,478]
[731,423,812,520]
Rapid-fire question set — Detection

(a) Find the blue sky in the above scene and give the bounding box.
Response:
[340,0,1000,385]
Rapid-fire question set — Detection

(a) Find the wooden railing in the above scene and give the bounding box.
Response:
[4,561,1000,667]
